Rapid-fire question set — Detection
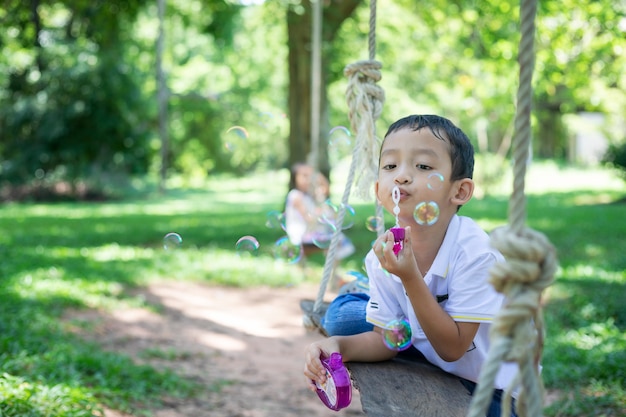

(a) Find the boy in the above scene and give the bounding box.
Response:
[304,114,517,416]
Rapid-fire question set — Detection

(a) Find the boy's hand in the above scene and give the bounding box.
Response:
[304,337,341,392]
[375,227,420,281]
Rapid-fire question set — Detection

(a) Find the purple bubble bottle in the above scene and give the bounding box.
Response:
[390,186,405,256]
[390,226,405,256]
[314,352,352,411]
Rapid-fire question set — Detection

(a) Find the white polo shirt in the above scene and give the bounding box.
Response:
[365,214,518,390]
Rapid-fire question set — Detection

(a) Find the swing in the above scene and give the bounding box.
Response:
[301,1,557,416]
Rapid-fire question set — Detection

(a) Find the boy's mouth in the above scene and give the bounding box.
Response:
[395,188,410,200]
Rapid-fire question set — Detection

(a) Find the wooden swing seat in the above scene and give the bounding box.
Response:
[300,299,472,417]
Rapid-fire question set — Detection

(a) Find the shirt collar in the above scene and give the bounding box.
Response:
[427,214,460,280]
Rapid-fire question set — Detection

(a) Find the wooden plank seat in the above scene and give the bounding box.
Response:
[300,299,472,416]
[347,357,471,417]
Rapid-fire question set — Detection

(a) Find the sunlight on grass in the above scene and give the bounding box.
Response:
[526,161,623,193]
[559,264,625,283]
[0,374,101,417]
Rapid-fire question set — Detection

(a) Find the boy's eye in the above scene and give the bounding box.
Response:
[416,164,431,170]
[382,164,396,170]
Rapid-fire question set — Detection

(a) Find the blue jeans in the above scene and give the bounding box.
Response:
[321,293,373,336]
[322,293,517,417]
[460,378,518,417]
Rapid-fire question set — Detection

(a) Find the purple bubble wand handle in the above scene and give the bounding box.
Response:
[390,227,405,256]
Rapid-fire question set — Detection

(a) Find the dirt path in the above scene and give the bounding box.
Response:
[68,281,366,417]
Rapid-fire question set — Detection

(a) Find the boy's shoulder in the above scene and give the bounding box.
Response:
[447,215,490,242]
[444,215,500,257]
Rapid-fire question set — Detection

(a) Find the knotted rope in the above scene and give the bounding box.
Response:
[308,0,385,318]
[467,227,557,417]
[344,60,385,201]
[467,1,557,416]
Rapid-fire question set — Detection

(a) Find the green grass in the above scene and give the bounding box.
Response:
[0,162,624,416]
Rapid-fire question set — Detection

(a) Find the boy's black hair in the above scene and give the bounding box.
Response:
[383,114,475,181]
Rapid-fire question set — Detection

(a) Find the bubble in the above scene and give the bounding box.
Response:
[273,236,302,263]
[426,172,445,190]
[265,210,286,230]
[312,222,336,249]
[224,126,249,152]
[324,198,338,213]
[382,318,412,351]
[328,126,353,164]
[365,216,383,233]
[317,203,337,228]
[339,204,356,230]
[413,201,440,226]
[227,125,249,138]
[258,111,274,128]
[322,200,355,230]
[163,232,183,250]
[236,235,260,257]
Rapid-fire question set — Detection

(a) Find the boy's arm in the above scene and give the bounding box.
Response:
[304,329,396,391]
[338,328,399,362]
[377,228,479,362]
[402,274,479,361]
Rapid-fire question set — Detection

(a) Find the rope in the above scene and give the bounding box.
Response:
[509,0,536,234]
[467,1,557,416]
[467,227,557,417]
[311,0,385,314]
[368,0,376,60]
[344,60,385,201]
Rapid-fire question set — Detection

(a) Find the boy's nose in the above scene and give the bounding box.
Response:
[394,171,411,184]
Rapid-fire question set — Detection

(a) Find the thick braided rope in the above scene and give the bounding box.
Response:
[509,0,537,234]
[344,60,385,201]
[310,1,384,315]
[467,1,558,416]
[311,60,385,313]
[467,227,557,417]
[368,0,377,60]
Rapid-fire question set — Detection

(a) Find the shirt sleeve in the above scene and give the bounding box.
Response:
[445,251,505,323]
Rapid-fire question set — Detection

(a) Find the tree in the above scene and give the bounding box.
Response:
[286,0,362,178]
[533,0,626,158]
[0,0,152,196]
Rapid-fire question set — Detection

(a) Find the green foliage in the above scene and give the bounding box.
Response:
[0,1,153,193]
[602,142,626,182]
[0,50,152,186]
[145,2,289,177]
[0,373,101,417]
[2,0,626,193]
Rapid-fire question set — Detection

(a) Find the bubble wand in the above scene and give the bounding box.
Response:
[390,186,405,256]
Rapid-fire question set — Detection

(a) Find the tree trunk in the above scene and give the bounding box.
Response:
[286,0,362,180]
[287,5,313,170]
[156,0,169,193]
[535,98,566,159]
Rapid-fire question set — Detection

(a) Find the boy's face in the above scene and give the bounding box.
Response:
[375,127,472,226]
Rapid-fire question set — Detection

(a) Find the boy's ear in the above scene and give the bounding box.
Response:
[374,181,380,202]
[451,178,474,206]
